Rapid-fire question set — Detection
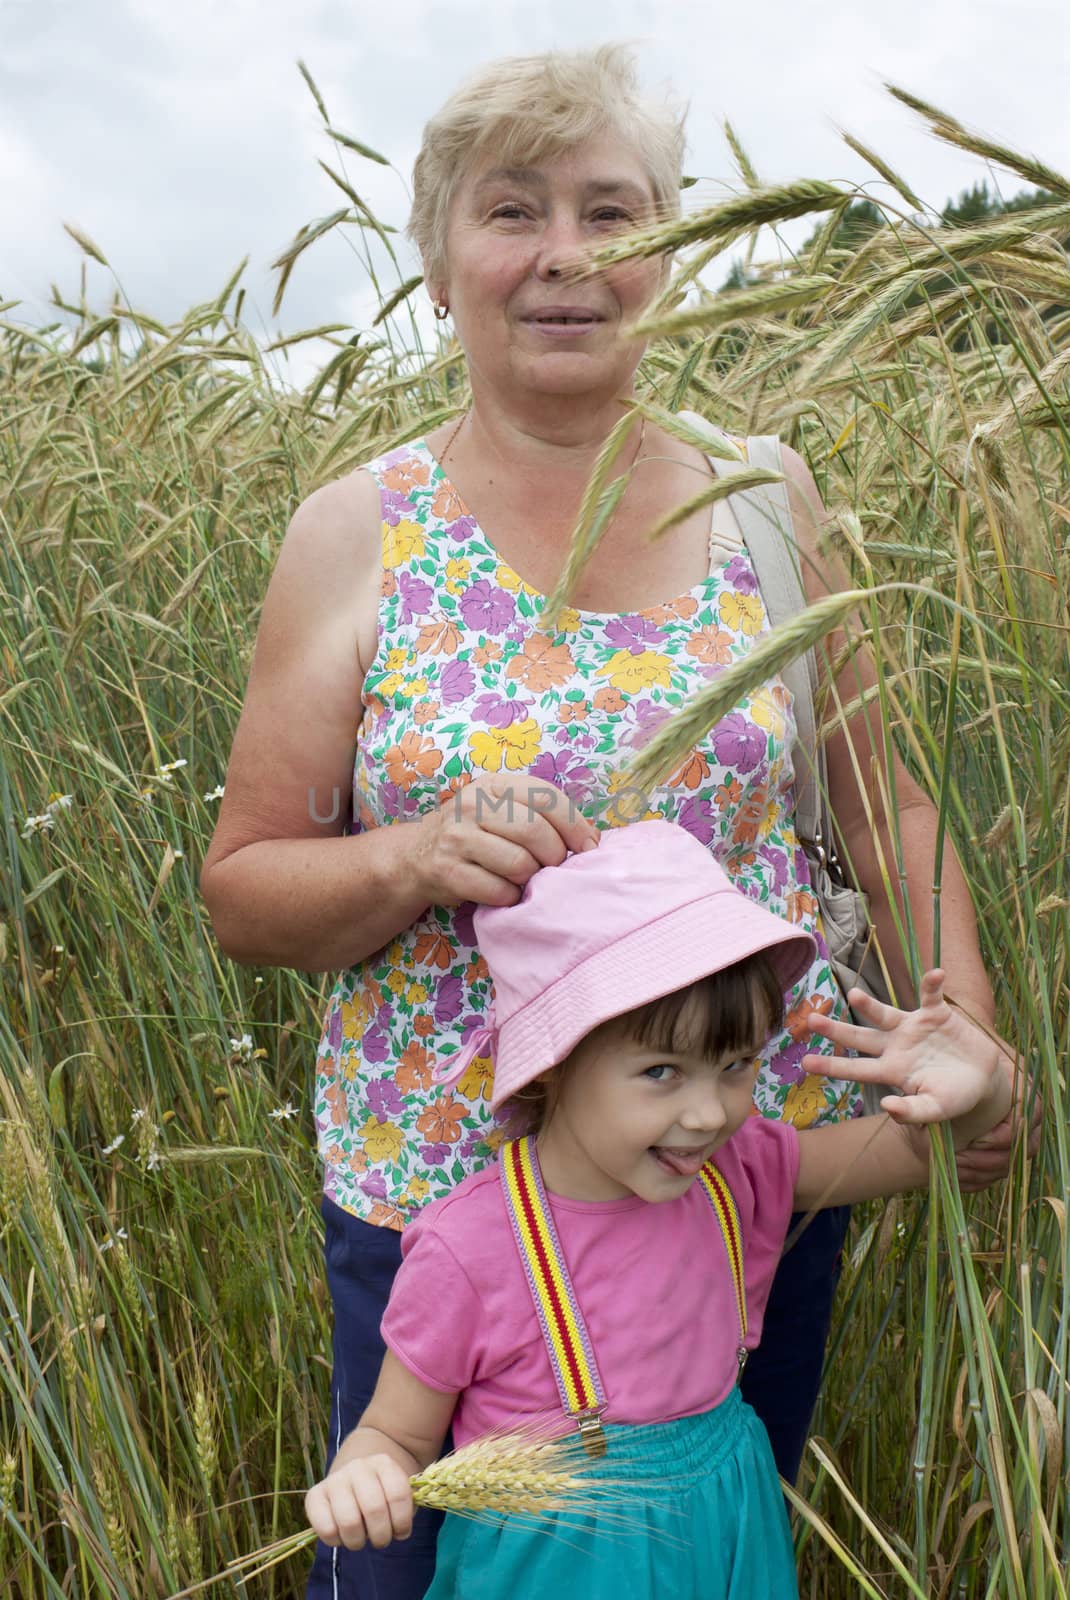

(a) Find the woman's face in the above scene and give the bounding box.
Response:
[434,131,666,407]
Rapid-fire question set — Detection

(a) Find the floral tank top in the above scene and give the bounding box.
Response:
[315,439,861,1227]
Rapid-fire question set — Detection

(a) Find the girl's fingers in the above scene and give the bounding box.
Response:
[842,988,905,1030]
[806,1014,889,1055]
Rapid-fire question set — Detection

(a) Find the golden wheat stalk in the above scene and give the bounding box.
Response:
[170,1425,655,1596]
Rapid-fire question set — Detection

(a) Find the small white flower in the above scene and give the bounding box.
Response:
[21,812,56,839]
[229,1033,254,1061]
[158,758,187,775]
[47,792,74,812]
[130,1107,147,1125]
[254,976,263,985]
[101,1227,129,1251]
[145,1150,162,1172]
[101,1134,125,1157]
[269,1103,298,1122]
[203,785,225,802]
[173,850,184,860]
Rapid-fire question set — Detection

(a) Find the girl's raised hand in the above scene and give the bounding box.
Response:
[802,970,1012,1135]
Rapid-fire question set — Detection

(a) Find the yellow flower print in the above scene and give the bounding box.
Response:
[781,1076,828,1129]
[385,940,405,965]
[457,1054,494,1101]
[750,686,786,742]
[482,1127,506,1155]
[385,970,407,997]
[396,676,430,701]
[468,719,542,772]
[359,1115,406,1163]
[495,565,523,593]
[378,673,405,696]
[383,646,411,672]
[595,650,673,695]
[340,996,368,1041]
[719,591,764,637]
[405,981,429,1006]
[383,520,425,568]
[555,606,581,633]
[403,1175,431,1204]
[445,557,470,597]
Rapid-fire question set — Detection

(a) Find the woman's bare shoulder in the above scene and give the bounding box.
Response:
[279,467,382,673]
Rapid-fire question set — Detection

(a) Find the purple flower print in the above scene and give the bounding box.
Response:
[768,1037,808,1084]
[724,554,759,595]
[381,488,417,527]
[376,1003,396,1029]
[456,1011,491,1047]
[453,903,477,947]
[362,1027,390,1065]
[505,622,528,645]
[446,515,478,544]
[712,713,765,773]
[420,1142,452,1166]
[397,570,434,623]
[624,698,671,747]
[459,581,516,635]
[327,1004,342,1053]
[759,844,789,896]
[605,615,668,654]
[440,658,476,705]
[677,796,715,846]
[460,1130,489,1159]
[360,1170,389,1199]
[434,975,464,1026]
[530,752,594,801]
[380,782,404,819]
[366,1077,404,1119]
[472,692,532,728]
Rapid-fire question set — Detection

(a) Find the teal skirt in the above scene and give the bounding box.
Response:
[423,1389,798,1600]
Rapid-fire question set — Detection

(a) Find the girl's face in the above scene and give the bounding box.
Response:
[431,131,664,407]
[534,1012,761,1204]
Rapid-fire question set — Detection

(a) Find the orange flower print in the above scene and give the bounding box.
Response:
[396,1042,434,1093]
[324,1080,348,1128]
[668,749,711,791]
[413,930,455,970]
[714,777,743,812]
[382,458,430,494]
[413,699,440,725]
[686,627,733,665]
[347,1149,368,1176]
[416,619,463,656]
[415,1096,466,1145]
[785,888,818,924]
[648,595,700,625]
[558,698,590,724]
[784,993,835,1041]
[384,732,442,790]
[474,642,502,666]
[506,634,575,692]
[414,1014,436,1038]
[436,774,473,807]
[593,686,626,714]
[731,787,767,847]
[366,1201,406,1233]
[432,482,464,520]
[380,570,397,600]
[465,953,489,983]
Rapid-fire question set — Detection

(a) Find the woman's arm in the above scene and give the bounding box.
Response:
[780,445,995,1023]
[305,1349,457,1550]
[793,974,1012,1211]
[199,473,599,972]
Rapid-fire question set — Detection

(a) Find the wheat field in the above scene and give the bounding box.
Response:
[1,79,1068,1597]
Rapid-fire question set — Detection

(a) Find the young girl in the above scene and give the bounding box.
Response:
[305,819,1010,1598]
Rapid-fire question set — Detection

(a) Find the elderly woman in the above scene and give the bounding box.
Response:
[201,44,1013,1598]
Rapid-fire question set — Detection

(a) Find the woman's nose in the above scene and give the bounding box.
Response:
[534,213,586,281]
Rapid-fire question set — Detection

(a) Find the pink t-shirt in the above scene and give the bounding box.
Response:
[381,1116,800,1447]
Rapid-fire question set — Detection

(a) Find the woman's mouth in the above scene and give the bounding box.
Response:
[522,308,605,335]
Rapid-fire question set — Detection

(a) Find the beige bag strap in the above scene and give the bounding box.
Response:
[678,411,823,845]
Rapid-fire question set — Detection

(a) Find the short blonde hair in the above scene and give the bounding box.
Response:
[410,44,686,285]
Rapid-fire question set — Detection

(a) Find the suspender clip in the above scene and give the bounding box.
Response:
[736,1344,749,1385]
[576,1407,608,1458]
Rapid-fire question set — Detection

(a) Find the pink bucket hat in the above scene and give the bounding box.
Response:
[430,819,816,1113]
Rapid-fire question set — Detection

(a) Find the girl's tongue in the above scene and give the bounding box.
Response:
[651,1145,708,1178]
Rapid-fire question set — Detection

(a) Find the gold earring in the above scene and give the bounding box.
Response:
[433,301,450,321]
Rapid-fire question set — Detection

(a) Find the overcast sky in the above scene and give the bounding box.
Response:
[3,0,1068,384]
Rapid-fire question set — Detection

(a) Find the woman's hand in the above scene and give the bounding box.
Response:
[803,971,1013,1144]
[409,773,599,908]
[953,1042,1040,1191]
[305,1453,415,1551]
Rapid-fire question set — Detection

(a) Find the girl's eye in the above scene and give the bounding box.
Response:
[723,1057,751,1076]
[643,1064,675,1082]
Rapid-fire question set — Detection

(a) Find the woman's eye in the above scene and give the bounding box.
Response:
[491,204,528,220]
[592,208,631,226]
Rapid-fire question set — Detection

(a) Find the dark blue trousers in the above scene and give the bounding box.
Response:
[306,1196,850,1599]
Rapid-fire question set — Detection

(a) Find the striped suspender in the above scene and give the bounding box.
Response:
[501,1136,748,1456]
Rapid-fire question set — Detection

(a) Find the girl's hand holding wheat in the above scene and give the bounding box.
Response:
[306,1453,415,1551]
[803,970,1014,1146]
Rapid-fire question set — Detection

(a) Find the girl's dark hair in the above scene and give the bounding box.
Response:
[502,949,786,1137]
